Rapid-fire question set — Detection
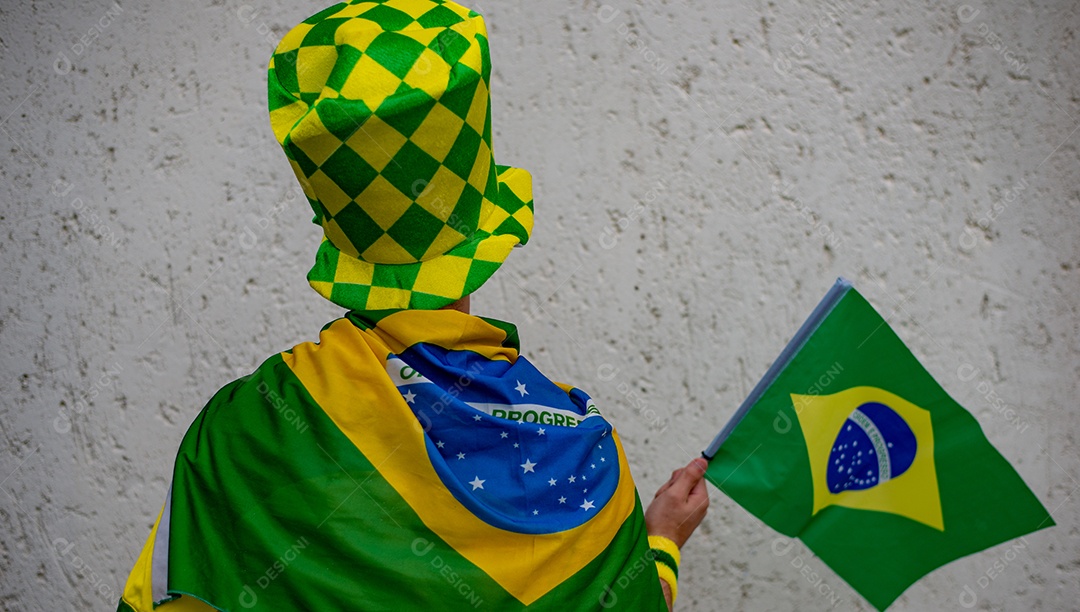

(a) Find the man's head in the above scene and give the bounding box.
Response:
[268,0,534,312]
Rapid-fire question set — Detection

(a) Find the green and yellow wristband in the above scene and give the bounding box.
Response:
[648,535,681,604]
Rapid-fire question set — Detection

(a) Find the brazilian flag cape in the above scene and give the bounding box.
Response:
[119,310,664,611]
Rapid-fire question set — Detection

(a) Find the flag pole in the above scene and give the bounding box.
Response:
[702,277,853,460]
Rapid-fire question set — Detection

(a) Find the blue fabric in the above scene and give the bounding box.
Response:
[389,342,618,534]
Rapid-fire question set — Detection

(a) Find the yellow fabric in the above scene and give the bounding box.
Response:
[120,504,218,611]
[280,312,638,605]
[120,504,162,610]
[792,386,944,531]
[648,535,681,606]
[647,534,682,567]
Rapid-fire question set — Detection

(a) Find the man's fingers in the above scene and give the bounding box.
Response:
[654,480,673,499]
[688,476,709,507]
[658,468,682,493]
[655,465,687,497]
[669,457,709,498]
[654,459,710,501]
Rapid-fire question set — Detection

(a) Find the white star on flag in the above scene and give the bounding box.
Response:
[436,441,445,448]
[403,390,416,404]
[600,457,605,462]
[568,475,576,483]
[456,452,466,460]
[469,476,485,490]
[473,414,482,421]
[520,459,536,473]
[548,478,557,486]
[537,427,546,436]
[558,496,566,504]
[590,464,596,469]
[515,380,529,396]
[580,499,595,511]
[513,443,519,448]
[532,510,539,515]
[500,432,508,439]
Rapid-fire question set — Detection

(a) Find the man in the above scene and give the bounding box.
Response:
[119,1,707,610]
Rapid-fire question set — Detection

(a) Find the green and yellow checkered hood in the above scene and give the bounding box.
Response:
[268,0,534,311]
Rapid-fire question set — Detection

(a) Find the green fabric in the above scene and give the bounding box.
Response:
[649,549,679,580]
[706,288,1052,610]
[163,353,663,610]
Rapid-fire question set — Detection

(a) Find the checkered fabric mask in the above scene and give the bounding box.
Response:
[268,0,534,311]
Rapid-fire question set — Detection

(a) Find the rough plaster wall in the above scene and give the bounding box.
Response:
[0,0,1077,610]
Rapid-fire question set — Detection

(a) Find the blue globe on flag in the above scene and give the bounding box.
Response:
[827,402,917,493]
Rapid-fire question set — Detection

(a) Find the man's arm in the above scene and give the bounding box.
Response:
[644,458,710,611]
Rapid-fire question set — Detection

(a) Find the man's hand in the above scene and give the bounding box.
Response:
[644,457,710,548]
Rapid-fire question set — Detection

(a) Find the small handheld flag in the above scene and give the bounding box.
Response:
[703,278,1053,610]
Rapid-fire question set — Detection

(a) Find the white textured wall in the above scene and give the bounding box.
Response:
[1,0,1077,610]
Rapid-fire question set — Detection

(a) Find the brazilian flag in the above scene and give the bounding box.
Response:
[703,279,1053,610]
[119,310,664,611]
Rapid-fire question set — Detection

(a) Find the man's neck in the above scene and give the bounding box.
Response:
[440,295,471,315]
